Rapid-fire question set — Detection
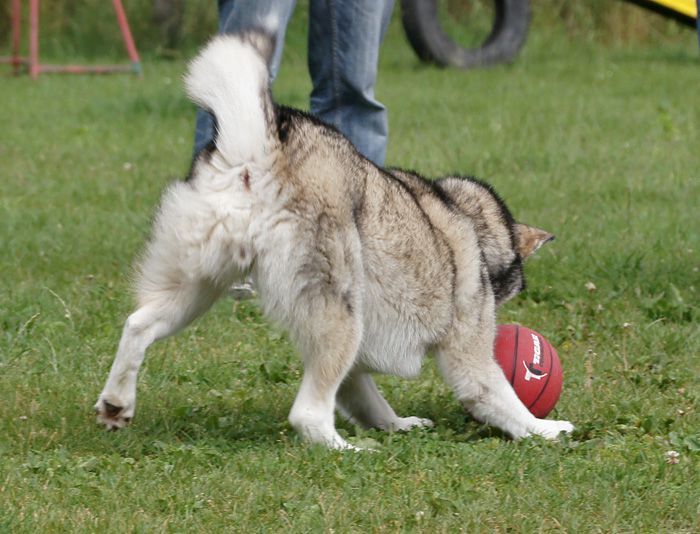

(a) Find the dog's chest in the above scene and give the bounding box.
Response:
[358,344,426,378]
[358,304,430,378]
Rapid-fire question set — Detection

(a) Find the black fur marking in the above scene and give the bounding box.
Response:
[242,168,251,190]
[436,174,519,248]
[479,257,490,288]
[103,401,122,417]
[450,175,515,225]
[380,169,438,232]
[185,139,216,182]
[276,105,292,143]
[341,290,354,316]
[275,104,355,150]
[351,168,368,243]
[490,256,525,303]
[389,166,456,210]
[446,242,458,304]
[186,112,219,182]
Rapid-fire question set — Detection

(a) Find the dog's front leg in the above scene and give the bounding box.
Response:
[438,328,573,440]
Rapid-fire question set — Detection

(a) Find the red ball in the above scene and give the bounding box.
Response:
[493,324,563,418]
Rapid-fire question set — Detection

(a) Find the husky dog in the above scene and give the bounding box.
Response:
[95,33,573,449]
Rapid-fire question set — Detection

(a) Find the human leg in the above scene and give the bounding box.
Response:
[307,0,395,166]
[697,0,700,52]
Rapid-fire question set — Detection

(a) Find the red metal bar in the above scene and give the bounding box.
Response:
[112,0,142,74]
[0,56,26,68]
[11,0,22,74]
[7,0,141,79]
[29,0,39,79]
[38,64,135,74]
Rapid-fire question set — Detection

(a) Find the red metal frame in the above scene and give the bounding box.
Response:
[1,0,142,78]
[10,0,22,74]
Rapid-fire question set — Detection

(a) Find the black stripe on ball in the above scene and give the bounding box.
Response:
[528,334,554,411]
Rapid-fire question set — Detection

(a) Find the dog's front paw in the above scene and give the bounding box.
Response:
[389,416,434,432]
[94,395,135,431]
[529,419,574,440]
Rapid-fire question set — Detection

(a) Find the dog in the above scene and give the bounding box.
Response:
[95,32,573,449]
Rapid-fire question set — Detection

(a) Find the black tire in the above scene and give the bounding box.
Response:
[400,0,531,69]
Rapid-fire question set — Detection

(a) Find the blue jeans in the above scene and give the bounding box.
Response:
[193,0,394,166]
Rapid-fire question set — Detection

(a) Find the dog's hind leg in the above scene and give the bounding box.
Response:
[336,370,433,432]
[437,323,573,440]
[287,302,363,450]
[95,279,223,430]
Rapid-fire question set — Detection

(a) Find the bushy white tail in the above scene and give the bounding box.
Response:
[185,33,276,165]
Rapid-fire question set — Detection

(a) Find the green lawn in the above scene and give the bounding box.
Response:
[1,11,699,533]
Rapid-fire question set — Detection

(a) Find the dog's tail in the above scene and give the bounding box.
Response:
[185,31,277,165]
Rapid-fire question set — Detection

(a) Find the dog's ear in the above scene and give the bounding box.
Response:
[514,224,555,260]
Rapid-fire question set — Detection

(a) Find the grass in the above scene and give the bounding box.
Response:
[2,9,700,533]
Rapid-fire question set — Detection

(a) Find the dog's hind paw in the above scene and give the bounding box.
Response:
[94,396,134,431]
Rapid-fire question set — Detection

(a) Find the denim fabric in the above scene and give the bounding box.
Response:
[308,0,394,166]
[193,0,394,166]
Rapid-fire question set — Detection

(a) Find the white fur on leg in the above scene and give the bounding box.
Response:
[336,371,433,432]
[529,419,575,439]
[391,416,435,432]
[95,306,166,430]
[464,373,573,440]
[95,281,223,430]
[289,373,356,450]
[439,341,573,441]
